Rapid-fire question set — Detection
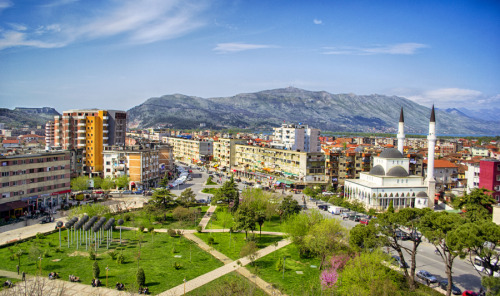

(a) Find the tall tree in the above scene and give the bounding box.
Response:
[304,218,348,269]
[234,202,256,239]
[115,175,130,190]
[212,176,239,212]
[178,188,196,206]
[92,176,103,189]
[349,223,381,252]
[420,211,466,296]
[278,196,301,223]
[216,210,234,233]
[374,208,430,291]
[454,188,496,222]
[71,176,90,191]
[283,210,324,256]
[149,188,176,209]
[100,177,115,191]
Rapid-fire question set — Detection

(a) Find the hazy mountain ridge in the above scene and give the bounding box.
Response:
[0,107,60,128]
[127,88,499,135]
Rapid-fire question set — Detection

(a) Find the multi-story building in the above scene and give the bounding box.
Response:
[472,147,490,157]
[213,138,247,171]
[479,159,500,202]
[45,109,126,176]
[158,144,174,176]
[465,161,480,193]
[103,146,160,190]
[232,145,326,187]
[169,137,213,164]
[272,124,321,152]
[324,148,372,189]
[0,151,71,218]
[424,159,459,191]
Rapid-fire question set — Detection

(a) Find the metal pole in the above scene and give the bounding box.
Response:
[67,229,70,248]
[283,257,286,279]
[59,228,61,248]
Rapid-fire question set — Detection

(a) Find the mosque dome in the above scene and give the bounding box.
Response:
[379,148,404,159]
[369,165,385,176]
[386,166,409,177]
[416,191,428,198]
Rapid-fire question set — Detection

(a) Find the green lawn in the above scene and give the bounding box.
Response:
[114,206,210,230]
[187,271,267,296]
[206,207,284,233]
[201,188,218,194]
[247,243,322,295]
[194,232,284,261]
[0,276,20,292]
[0,229,223,295]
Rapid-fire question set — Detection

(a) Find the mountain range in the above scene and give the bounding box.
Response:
[127,87,499,135]
[0,107,60,129]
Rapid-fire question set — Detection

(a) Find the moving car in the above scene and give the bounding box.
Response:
[416,270,437,283]
[438,280,462,295]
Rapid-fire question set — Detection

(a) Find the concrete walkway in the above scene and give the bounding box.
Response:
[0,269,129,296]
[159,234,291,296]
[198,205,217,230]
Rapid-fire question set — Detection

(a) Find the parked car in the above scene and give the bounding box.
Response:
[110,190,120,194]
[462,291,478,296]
[40,216,54,224]
[438,280,462,295]
[134,190,144,194]
[391,255,409,269]
[318,204,328,211]
[395,230,410,240]
[360,218,370,225]
[416,270,437,283]
[122,190,133,194]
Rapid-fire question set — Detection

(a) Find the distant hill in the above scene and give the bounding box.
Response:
[0,107,60,128]
[127,87,500,135]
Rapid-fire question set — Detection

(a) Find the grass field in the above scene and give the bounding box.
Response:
[194,232,284,261]
[113,206,210,230]
[201,188,218,194]
[187,271,267,296]
[0,229,222,295]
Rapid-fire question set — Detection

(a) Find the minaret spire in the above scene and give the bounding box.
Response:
[426,105,437,208]
[397,107,405,154]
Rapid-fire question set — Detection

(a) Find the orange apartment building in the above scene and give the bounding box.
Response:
[45,109,126,176]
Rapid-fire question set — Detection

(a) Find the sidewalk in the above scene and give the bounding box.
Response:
[0,269,128,296]
[159,234,291,296]
[198,205,217,230]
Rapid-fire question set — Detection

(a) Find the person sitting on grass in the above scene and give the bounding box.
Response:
[92,278,101,287]
[3,280,13,288]
[69,275,79,282]
[116,282,125,291]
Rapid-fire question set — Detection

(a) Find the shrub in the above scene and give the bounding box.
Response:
[167,228,177,237]
[108,250,118,260]
[246,234,256,242]
[116,254,125,264]
[207,237,215,246]
[136,267,145,287]
[176,230,182,236]
[43,249,50,258]
[93,261,100,278]
[275,257,284,271]
[148,227,154,233]
[173,262,182,270]
[89,249,96,260]
[172,246,177,254]
[124,213,131,222]
[138,225,145,232]
[35,233,45,239]
[196,225,203,233]
[55,247,62,253]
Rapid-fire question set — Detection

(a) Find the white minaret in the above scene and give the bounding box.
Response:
[426,105,436,208]
[397,107,405,155]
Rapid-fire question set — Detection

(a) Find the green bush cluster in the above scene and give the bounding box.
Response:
[136,267,146,286]
[173,262,182,270]
[167,228,177,237]
[116,253,125,264]
[92,261,100,278]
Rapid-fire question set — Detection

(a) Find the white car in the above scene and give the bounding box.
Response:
[110,190,120,194]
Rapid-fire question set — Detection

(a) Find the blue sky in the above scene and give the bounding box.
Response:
[0,0,499,113]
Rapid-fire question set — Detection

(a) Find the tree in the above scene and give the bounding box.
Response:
[482,276,500,296]
[278,196,301,223]
[387,200,394,213]
[349,223,381,252]
[92,261,100,279]
[149,188,176,209]
[234,202,257,239]
[212,177,239,212]
[240,241,258,266]
[178,188,196,206]
[92,176,103,189]
[283,210,324,256]
[100,177,115,191]
[217,210,234,233]
[159,173,169,188]
[374,208,429,291]
[115,175,130,189]
[255,211,266,238]
[454,188,496,222]
[420,211,466,296]
[320,254,350,289]
[14,248,24,272]
[336,251,399,296]
[173,206,191,226]
[137,267,146,287]
[71,176,89,191]
[303,187,316,198]
[304,218,348,269]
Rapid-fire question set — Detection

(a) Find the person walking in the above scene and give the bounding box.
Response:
[16,265,19,275]
[22,271,25,281]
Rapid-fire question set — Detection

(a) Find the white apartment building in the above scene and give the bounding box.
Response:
[272,124,321,153]
[465,162,480,193]
[213,138,247,171]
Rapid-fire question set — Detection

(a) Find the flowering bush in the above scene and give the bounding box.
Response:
[320,254,350,288]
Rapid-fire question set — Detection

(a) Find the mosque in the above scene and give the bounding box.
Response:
[344,107,437,211]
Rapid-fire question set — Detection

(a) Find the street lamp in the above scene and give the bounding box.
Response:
[38,256,42,275]
[282,256,287,279]
[56,221,63,248]
[106,266,109,287]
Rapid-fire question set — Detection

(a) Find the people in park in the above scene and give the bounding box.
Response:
[48,272,59,280]
[116,282,125,290]
[139,286,149,294]
[3,280,13,288]
[92,278,101,287]
[69,275,79,282]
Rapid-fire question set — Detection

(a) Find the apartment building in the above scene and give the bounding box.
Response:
[233,145,326,187]
[424,159,459,191]
[465,161,480,193]
[45,109,126,176]
[272,124,321,153]
[479,159,500,202]
[0,151,71,218]
[103,146,160,190]
[325,149,372,189]
[213,138,247,171]
[169,137,213,164]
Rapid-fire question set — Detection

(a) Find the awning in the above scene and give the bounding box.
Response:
[277,179,294,185]
[0,201,29,213]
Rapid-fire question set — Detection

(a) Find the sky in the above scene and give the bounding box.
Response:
[0,0,499,113]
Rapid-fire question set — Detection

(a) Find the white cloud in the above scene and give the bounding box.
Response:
[0,0,12,13]
[0,0,208,50]
[323,43,428,55]
[313,19,322,25]
[8,23,27,31]
[39,0,79,8]
[213,42,276,53]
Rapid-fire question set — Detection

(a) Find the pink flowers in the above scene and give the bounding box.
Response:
[320,254,350,288]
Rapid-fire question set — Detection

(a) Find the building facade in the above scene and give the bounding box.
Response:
[213,138,247,171]
[169,137,213,164]
[479,159,500,202]
[272,124,321,153]
[0,151,71,218]
[45,109,126,176]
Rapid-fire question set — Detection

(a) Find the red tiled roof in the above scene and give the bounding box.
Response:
[423,159,458,168]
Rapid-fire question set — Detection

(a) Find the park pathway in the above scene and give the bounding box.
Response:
[159,233,290,296]
[198,205,217,230]
[0,269,129,296]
